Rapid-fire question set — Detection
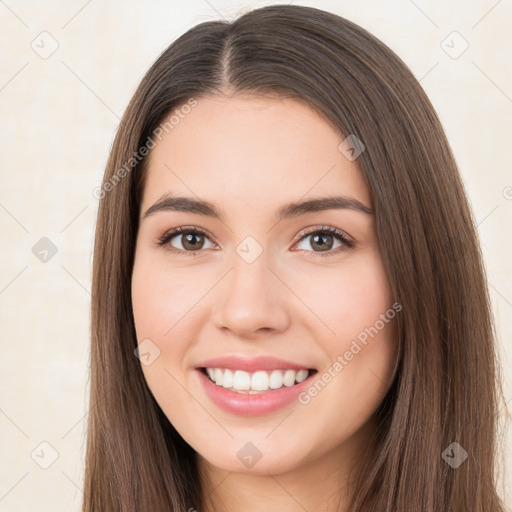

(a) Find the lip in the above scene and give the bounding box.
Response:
[195,366,317,417]
[196,355,313,373]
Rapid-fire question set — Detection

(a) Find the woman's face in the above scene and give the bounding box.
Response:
[131,94,399,477]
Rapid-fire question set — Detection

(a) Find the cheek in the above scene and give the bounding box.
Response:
[131,249,206,342]
[293,251,399,408]
[131,251,204,415]
[293,251,395,346]
[297,259,398,441]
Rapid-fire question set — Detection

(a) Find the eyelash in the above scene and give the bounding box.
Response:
[155,225,355,259]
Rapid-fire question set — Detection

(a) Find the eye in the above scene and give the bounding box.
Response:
[155,225,354,258]
[293,226,354,258]
[155,226,216,257]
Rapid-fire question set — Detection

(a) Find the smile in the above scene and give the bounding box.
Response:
[194,355,319,415]
[202,367,313,394]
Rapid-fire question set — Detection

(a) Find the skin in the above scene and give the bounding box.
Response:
[131,93,399,512]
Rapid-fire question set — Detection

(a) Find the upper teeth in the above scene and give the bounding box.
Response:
[206,368,310,393]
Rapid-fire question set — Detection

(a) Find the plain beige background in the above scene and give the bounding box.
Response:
[1,0,511,510]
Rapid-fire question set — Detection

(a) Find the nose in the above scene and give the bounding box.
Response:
[213,254,291,339]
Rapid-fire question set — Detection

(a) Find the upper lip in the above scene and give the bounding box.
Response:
[196,355,315,373]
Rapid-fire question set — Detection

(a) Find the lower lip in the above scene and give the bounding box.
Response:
[195,369,316,416]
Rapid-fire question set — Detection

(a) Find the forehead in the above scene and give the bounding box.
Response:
[141,94,371,213]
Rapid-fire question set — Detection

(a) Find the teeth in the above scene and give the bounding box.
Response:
[296,369,309,383]
[222,369,234,388]
[205,367,311,392]
[283,369,295,387]
[251,370,268,391]
[214,368,223,386]
[233,370,251,390]
[269,370,283,389]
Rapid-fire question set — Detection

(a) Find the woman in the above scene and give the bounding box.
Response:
[83,4,509,511]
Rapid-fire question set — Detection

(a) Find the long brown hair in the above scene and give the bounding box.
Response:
[83,5,509,511]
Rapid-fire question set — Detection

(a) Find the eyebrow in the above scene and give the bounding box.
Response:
[142,193,374,222]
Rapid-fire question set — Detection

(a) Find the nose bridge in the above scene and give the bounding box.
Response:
[214,246,289,336]
[230,249,272,299]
